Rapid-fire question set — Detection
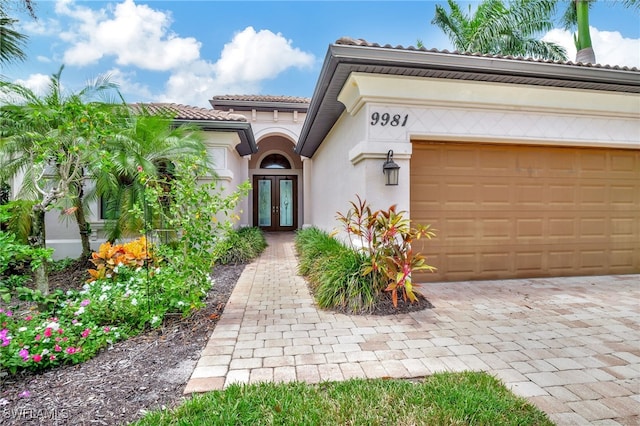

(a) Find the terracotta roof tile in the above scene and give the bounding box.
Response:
[130,103,247,122]
[335,37,640,72]
[211,95,311,104]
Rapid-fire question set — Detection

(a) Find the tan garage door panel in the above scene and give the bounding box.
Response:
[411,142,640,282]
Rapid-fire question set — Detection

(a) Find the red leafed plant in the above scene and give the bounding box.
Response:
[336,195,436,307]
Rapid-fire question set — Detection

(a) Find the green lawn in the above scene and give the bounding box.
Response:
[133,371,554,425]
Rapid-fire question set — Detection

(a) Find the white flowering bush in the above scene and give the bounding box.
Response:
[0,260,211,373]
[79,262,212,331]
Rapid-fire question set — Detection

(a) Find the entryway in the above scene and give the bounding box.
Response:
[253,175,297,231]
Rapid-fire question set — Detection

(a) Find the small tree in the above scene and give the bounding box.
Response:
[133,161,251,291]
[0,66,124,293]
[95,107,210,242]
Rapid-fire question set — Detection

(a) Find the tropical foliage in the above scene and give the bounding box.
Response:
[0,0,35,66]
[336,196,436,307]
[214,227,267,265]
[429,0,640,64]
[430,0,566,60]
[0,170,256,373]
[296,197,435,313]
[296,227,377,313]
[97,107,209,242]
[0,66,125,293]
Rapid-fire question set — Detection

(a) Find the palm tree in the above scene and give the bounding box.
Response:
[95,106,210,242]
[431,0,567,61]
[0,0,36,66]
[0,66,124,292]
[559,0,640,64]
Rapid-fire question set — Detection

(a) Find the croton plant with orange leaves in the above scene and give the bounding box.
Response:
[87,237,159,282]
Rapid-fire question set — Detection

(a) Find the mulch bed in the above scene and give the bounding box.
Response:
[0,263,245,426]
[1,259,432,425]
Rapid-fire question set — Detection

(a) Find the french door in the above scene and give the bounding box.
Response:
[253,175,297,231]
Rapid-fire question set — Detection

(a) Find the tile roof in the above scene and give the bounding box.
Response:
[296,37,639,158]
[211,95,311,104]
[335,37,640,72]
[130,102,247,122]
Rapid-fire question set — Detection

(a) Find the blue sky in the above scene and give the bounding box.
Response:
[3,0,639,108]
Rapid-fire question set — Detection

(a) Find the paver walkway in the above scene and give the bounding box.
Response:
[185,233,640,425]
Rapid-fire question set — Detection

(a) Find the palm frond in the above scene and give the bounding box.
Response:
[0,15,28,65]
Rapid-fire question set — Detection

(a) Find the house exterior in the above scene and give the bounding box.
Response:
[36,37,640,282]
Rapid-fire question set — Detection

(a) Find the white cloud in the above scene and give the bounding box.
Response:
[56,0,200,71]
[14,73,51,96]
[20,17,62,36]
[159,27,315,106]
[160,62,261,107]
[50,1,316,106]
[104,68,153,101]
[215,27,315,84]
[544,27,640,67]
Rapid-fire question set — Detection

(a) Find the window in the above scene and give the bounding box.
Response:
[100,196,118,220]
[260,153,291,169]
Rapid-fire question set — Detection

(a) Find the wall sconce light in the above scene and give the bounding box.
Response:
[382,150,400,186]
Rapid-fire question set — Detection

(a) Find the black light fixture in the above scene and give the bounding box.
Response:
[382,149,400,186]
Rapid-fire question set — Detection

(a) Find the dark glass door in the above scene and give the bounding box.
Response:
[253,175,297,231]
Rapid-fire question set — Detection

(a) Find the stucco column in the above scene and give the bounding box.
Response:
[301,156,313,228]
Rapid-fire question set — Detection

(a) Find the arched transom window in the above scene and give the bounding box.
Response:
[260,153,291,169]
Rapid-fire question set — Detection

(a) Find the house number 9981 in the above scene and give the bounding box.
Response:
[370,112,408,127]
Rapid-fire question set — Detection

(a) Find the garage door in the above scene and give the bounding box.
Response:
[410,142,640,282]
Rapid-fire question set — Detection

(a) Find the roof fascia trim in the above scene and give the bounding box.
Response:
[173,119,258,156]
[209,100,310,112]
[296,43,640,158]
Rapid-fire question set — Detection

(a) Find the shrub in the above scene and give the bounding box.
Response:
[295,227,341,278]
[0,307,126,373]
[295,228,378,313]
[214,227,267,265]
[87,236,158,283]
[0,205,52,303]
[337,196,436,307]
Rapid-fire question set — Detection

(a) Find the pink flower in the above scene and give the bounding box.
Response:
[137,165,143,172]
[80,299,90,307]
[18,390,30,398]
[44,328,53,338]
[32,354,42,363]
[34,334,41,341]
[25,315,33,321]
[65,347,78,355]
[103,327,111,333]
[72,319,78,324]
[18,349,29,361]
[5,311,12,317]
[49,355,56,361]
[54,345,62,352]
[0,328,9,346]
[58,329,64,335]
[81,328,91,338]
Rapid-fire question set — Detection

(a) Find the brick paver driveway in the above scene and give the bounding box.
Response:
[186,233,640,425]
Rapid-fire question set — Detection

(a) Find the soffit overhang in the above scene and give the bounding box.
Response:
[295,39,640,158]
